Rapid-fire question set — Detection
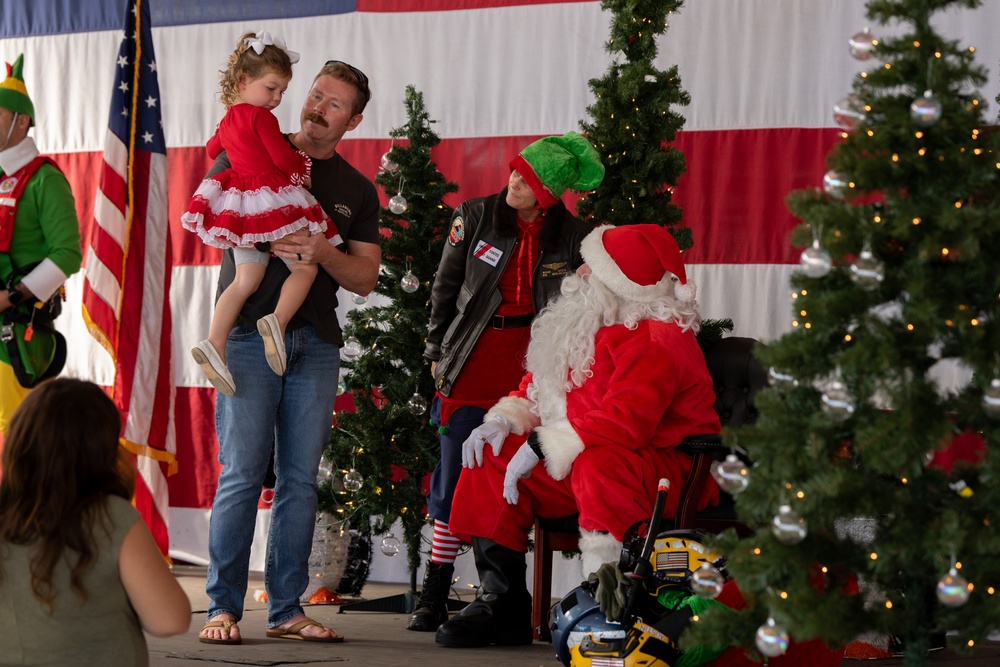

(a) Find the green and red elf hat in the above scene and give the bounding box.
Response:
[509,131,604,210]
[0,55,34,126]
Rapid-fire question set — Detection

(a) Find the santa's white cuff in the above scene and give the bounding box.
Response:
[486,396,537,435]
[579,529,623,579]
[537,419,584,481]
[20,258,68,302]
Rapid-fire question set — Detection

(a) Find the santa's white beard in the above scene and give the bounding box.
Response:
[524,272,700,423]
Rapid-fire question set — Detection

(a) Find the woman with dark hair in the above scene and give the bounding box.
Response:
[0,378,191,666]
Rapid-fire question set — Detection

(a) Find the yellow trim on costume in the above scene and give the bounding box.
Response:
[0,80,28,95]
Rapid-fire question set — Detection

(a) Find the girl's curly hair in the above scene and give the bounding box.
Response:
[218,31,293,107]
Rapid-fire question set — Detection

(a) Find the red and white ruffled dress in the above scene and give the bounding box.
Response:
[181,104,340,248]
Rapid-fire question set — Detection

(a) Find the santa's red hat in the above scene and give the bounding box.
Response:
[580,224,695,303]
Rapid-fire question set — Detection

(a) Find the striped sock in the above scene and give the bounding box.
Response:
[430,520,460,565]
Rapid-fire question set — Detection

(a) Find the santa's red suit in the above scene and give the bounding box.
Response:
[448,232,721,569]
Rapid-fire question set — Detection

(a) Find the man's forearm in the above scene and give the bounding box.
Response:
[319,242,379,295]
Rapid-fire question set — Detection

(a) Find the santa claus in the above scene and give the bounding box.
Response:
[437,223,722,649]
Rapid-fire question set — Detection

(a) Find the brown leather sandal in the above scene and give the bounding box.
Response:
[266,617,344,643]
[198,618,242,645]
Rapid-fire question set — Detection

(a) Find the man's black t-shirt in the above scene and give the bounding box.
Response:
[211,141,380,345]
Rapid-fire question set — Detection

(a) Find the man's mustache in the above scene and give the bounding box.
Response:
[305,112,328,127]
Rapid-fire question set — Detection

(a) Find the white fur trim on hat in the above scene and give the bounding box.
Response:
[537,419,584,481]
[674,278,696,303]
[486,396,537,435]
[581,225,672,303]
[579,530,624,580]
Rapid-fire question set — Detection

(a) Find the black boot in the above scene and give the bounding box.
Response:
[407,561,455,631]
[435,538,532,648]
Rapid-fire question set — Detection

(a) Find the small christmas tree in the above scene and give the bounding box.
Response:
[579,0,732,342]
[319,86,458,579]
[686,1,1000,665]
[578,0,691,249]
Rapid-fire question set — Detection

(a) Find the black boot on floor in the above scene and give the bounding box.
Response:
[407,561,455,631]
[435,538,532,648]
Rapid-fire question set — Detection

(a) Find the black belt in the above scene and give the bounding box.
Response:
[491,314,534,330]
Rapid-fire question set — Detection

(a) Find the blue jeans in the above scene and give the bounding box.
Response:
[427,397,487,522]
[206,323,338,628]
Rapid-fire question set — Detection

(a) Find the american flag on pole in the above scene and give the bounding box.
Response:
[81,0,174,556]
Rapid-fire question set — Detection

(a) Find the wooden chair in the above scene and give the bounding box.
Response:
[531,336,767,640]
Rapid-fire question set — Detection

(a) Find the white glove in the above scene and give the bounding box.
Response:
[462,415,512,469]
[503,442,540,505]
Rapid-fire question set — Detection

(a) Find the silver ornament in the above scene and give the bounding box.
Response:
[768,366,799,390]
[982,379,1000,419]
[400,270,420,293]
[380,533,402,556]
[821,380,856,421]
[388,194,408,215]
[822,170,850,200]
[336,377,347,396]
[849,249,884,290]
[848,28,878,60]
[407,392,428,416]
[936,568,970,607]
[800,240,833,278]
[316,457,334,484]
[711,454,750,495]
[833,94,866,131]
[690,563,726,598]
[351,292,368,305]
[755,617,790,657]
[380,151,399,173]
[910,90,942,127]
[341,337,363,360]
[343,468,364,492]
[771,504,807,545]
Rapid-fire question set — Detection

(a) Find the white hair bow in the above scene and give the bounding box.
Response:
[245,31,300,65]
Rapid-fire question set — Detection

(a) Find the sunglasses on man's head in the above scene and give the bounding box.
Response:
[325,60,369,88]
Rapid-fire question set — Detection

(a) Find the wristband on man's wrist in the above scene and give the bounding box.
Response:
[527,431,545,459]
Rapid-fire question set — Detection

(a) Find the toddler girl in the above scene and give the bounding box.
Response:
[182,31,341,396]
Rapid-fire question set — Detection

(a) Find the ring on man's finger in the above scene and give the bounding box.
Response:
[297,252,302,261]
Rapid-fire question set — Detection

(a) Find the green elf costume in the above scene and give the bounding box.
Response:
[0,54,82,433]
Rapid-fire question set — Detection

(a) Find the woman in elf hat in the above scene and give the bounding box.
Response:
[0,54,82,439]
[411,132,604,632]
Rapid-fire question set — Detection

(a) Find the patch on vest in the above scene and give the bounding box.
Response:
[0,177,16,195]
[448,216,465,246]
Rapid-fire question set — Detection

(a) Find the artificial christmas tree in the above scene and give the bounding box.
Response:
[685,1,1000,665]
[578,0,691,249]
[319,86,458,598]
[579,0,732,343]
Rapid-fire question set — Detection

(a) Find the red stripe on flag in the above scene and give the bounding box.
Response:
[357,0,594,12]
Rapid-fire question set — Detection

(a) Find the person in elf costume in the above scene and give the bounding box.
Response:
[436,223,723,648]
[412,132,604,632]
[0,54,82,437]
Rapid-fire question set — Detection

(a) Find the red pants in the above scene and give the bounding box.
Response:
[448,436,718,552]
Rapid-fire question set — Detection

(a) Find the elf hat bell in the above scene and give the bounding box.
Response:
[0,55,34,126]
[509,131,604,209]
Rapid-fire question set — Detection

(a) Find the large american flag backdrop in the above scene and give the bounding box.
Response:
[1,0,997,575]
